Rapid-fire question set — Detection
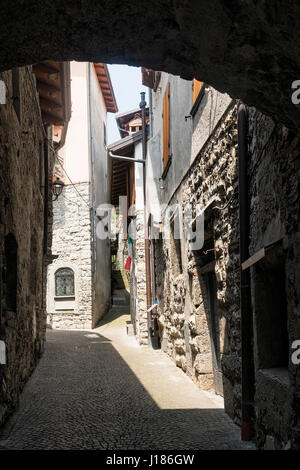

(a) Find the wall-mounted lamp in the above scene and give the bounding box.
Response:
[52,177,64,201]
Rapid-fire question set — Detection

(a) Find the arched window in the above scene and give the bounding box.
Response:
[55,268,75,297]
[4,233,18,312]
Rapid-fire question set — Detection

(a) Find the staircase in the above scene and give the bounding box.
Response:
[111,269,130,314]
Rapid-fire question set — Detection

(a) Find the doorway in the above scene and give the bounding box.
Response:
[205,271,223,396]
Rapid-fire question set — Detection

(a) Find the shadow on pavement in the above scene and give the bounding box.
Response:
[0,329,254,450]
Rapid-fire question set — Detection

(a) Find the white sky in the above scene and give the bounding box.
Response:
[107,64,148,145]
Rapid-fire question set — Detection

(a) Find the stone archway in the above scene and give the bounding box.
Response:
[0,1,300,127]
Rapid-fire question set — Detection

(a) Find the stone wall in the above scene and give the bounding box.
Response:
[47,183,93,329]
[134,210,148,346]
[154,101,241,422]
[0,2,299,128]
[247,109,300,449]
[153,99,300,447]
[0,67,55,426]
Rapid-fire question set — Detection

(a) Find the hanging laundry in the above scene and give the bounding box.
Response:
[125,256,131,271]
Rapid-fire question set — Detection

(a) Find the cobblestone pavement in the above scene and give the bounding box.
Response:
[0,312,255,450]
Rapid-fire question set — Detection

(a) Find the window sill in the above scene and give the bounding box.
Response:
[161,154,172,180]
[54,296,75,301]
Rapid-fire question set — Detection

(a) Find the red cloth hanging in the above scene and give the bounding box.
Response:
[125,256,131,270]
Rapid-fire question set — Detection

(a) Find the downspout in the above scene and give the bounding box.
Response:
[238,102,255,441]
[139,92,152,344]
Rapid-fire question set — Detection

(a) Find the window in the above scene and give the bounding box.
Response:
[162,82,171,175]
[55,268,75,297]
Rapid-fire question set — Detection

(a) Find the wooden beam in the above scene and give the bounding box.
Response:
[36,81,61,98]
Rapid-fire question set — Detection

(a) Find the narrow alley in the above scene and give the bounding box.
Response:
[0,311,253,450]
[1,2,300,454]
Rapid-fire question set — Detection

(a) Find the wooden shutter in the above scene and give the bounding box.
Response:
[193,79,204,103]
[163,83,170,169]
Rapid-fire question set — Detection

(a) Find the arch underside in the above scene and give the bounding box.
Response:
[0,1,299,127]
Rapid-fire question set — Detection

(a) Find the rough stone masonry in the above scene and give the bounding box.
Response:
[0,2,299,128]
[247,108,300,450]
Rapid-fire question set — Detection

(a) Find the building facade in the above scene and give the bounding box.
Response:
[47,62,117,330]
[110,69,300,449]
[109,107,150,342]
[0,62,70,426]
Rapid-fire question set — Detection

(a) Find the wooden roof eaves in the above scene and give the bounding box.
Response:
[108,130,142,153]
[93,62,118,114]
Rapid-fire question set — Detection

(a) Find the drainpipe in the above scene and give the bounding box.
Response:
[139,92,152,343]
[238,102,255,441]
